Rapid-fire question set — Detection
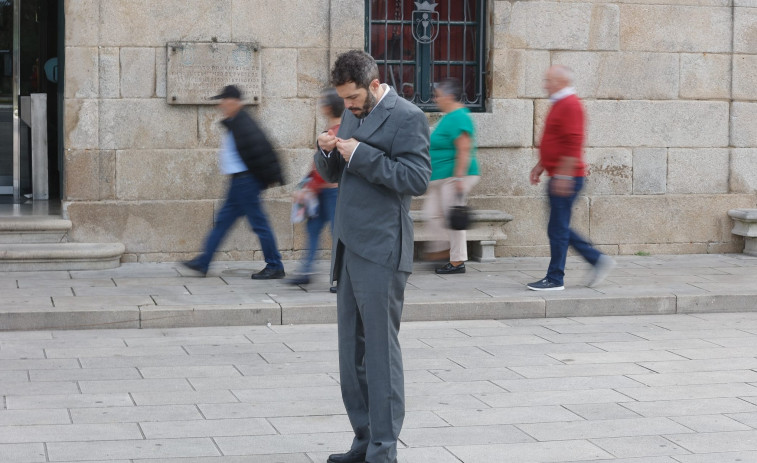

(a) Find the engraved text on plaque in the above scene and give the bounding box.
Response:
[166,42,261,105]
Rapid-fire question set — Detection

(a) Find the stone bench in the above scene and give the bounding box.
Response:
[410,209,513,262]
[729,209,757,257]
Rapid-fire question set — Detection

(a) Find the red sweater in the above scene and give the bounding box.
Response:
[539,94,586,177]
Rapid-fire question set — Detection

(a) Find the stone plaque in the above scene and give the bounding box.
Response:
[166,42,261,105]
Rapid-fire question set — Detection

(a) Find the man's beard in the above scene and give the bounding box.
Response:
[354,91,377,119]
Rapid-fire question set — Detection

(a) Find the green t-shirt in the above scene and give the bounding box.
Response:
[429,107,480,181]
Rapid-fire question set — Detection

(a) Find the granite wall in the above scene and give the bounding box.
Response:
[62,0,757,261]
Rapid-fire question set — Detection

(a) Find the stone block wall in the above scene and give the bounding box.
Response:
[62,0,347,262]
[477,0,757,257]
[62,0,757,261]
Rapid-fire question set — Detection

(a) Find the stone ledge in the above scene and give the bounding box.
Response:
[729,208,757,256]
[5,290,757,330]
[410,210,514,262]
[140,305,280,329]
[0,217,72,244]
[0,306,140,331]
[545,295,677,317]
[0,243,126,271]
[729,208,757,228]
[678,294,757,313]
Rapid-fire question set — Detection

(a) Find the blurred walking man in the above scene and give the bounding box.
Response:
[183,85,285,279]
[528,65,615,291]
[315,50,431,463]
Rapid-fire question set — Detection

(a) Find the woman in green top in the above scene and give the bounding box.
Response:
[422,78,481,274]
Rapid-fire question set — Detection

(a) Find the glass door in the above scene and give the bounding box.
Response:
[0,0,15,196]
[0,0,59,203]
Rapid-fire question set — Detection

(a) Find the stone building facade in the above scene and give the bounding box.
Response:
[62,0,757,263]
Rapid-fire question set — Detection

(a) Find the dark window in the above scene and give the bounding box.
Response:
[366,0,487,112]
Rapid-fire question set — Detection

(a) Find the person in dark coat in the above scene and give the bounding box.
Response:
[183,85,285,279]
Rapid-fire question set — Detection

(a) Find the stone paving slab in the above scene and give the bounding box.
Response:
[7,314,757,460]
[47,438,220,461]
[1,255,757,461]
[0,443,46,463]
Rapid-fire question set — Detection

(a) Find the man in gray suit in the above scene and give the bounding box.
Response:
[315,50,431,463]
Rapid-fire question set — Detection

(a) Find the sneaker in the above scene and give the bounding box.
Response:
[527,278,564,291]
[251,267,286,280]
[435,262,466,274]
[181,259,207,277]
[588,254,616,287]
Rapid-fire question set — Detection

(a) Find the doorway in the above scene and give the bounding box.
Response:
[0,0,62,209]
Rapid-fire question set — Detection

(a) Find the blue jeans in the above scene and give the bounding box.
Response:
[196,173,283,271]
[300,187,338,274]
[546,176,601,285]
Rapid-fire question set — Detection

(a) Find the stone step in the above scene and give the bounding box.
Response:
[0,242,126,271]
[2,292,756,331]
[0,216,72,243]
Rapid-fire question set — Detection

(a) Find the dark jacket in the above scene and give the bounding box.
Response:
[221,109,284,188]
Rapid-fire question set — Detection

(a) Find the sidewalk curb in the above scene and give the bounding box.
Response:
[3,293,756,331]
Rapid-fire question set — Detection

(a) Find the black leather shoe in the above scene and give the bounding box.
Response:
[181,259,207,277]
[329,285,338,293]
[326,449,366,463]
[251,267,285,280]
[435,262,465,274]
[285,275,310,285]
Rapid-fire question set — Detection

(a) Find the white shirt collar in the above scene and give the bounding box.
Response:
[550,86,576,103]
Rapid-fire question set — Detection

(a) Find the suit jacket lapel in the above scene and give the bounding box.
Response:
[338,112,360,138]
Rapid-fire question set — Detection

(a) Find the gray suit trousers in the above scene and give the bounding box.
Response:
[337,246,409,463]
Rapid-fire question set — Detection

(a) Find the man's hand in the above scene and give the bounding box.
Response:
[317,129,338,152]
[336,137,359,163]
[550,177,574,197]
[529,164,545,185]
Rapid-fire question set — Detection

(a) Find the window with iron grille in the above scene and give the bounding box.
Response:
[365,0,487,112]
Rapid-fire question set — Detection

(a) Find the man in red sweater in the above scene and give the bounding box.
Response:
[527,65,615,291]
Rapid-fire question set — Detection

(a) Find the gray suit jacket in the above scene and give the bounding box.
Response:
[314,88,431,279]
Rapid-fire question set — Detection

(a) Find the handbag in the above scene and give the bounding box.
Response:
[447,192,470,231]
[290,174,319,224]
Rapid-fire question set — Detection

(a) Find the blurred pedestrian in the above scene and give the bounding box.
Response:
[315,50,431,463]
[182,85,285,279]
[528,66,615,290]
[421,77,481,274]
[287,88,343,291]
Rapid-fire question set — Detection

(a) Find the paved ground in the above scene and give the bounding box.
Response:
[1,254,756,330]
[6,312,757,462]
[1,254,757,462]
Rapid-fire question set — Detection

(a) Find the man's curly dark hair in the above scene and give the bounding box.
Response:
[330,50,379,90]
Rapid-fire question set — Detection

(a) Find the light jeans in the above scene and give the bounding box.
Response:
[421,175,480,262]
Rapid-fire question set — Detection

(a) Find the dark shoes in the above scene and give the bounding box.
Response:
[287,274,337,292]
[285,275,311,285]
[527,278,564,291]
[251,267,285,280]
[435,262,465,274]
[181,259,207,277]
[327,449,366,463]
